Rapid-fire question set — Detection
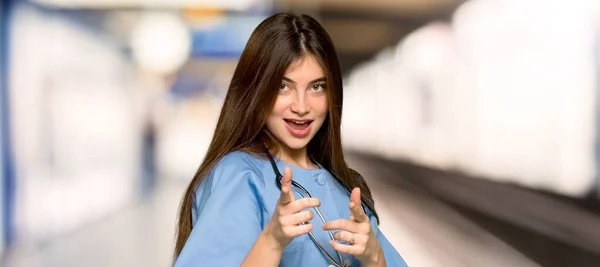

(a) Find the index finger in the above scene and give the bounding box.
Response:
[349,187,368,223]
[278,167,294,205]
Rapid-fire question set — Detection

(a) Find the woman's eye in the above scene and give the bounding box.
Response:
[280,84,288,91]
[311,83,326,91]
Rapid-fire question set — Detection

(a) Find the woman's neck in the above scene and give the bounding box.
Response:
[275,145,318,169]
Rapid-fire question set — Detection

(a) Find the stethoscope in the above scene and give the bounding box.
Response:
[264,149,356,267]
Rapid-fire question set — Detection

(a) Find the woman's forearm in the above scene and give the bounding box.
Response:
[363,242,387,267]
[241,230,284,267]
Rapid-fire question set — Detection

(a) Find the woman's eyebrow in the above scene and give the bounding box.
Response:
[282,77,327,85]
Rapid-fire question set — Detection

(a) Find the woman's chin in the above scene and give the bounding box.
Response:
[283,142,309,151]
[279,137,311,151]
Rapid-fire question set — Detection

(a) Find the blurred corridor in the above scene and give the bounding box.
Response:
[1,0,600,266]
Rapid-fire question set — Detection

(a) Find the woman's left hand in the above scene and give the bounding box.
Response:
[322,188,384,265]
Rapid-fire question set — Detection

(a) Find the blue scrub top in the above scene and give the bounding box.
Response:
[174,151,409,267]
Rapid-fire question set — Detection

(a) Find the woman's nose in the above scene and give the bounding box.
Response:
[290,93,311,116]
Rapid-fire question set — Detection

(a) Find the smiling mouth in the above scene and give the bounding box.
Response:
[284,119,313,130]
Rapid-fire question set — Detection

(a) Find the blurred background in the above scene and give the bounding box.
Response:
[1,0,600,266]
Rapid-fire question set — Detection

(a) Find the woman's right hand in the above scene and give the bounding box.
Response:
[264,167,321,250]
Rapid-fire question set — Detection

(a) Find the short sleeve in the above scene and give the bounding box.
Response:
[174,153,266,267]
[369,213,410,267]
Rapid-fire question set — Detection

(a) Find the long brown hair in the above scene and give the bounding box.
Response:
[174,12,379,258]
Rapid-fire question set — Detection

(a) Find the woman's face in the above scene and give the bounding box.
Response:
[266,55,329,152]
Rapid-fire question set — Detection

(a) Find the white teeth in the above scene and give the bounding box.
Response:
[288,120,309,124]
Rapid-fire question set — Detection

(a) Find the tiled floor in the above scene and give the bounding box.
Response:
[2,156,541,267]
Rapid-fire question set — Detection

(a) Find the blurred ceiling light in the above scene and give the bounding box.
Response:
[129,12,191,74]
[31,0,262,10]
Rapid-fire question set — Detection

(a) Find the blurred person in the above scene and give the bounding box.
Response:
[173,13,408,267]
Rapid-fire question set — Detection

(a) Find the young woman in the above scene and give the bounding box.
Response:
[173,13,408,267]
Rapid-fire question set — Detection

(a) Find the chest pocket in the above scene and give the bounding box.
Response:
[284,232,312,252]
[280,238,313,267]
